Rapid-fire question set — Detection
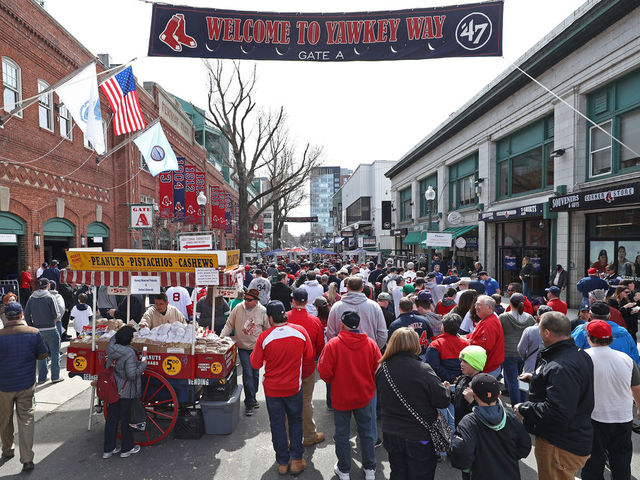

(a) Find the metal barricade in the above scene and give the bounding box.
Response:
[0,279,20,303]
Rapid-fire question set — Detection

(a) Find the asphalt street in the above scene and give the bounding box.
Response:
[1,367,639,480]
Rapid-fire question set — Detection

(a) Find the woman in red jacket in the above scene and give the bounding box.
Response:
[20,265,33,307]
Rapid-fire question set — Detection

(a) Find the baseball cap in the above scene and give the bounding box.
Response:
[377,292,392,301]
[416,290,432,303]
[244,265,251,270]
[407,262,414,269]
[478,271,488,277]
[292,288,308,302]
[590,301,610,316]
[313,296,328,308]
[38,278,49,289]
[579,305,590,312]
[587,320,612,339]
[587,268,597,275]
[471,374,501,404]
[266,301,287,320]
[459,345,487,372]
[426,272,436,279]
[403,284,415,294]
[51,260,59,265]
[49,280,57,290]
[341,311,360,329]
[4,301,23,319]
[245,288,260,300]
[545,286,561,296]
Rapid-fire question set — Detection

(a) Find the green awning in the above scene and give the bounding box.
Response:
[403,231,423,245]
[442,225,477,238]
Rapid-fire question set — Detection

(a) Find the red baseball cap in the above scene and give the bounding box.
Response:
[587,320,611,339]
[587,268,597,275]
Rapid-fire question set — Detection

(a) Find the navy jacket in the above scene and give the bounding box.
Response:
[576,275,609,299]
[388,313,433,357]
[0,321,49,392]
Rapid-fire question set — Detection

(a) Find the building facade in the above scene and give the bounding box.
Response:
[386,0,640,306]
[338,161,395,252]
[309,166,351,241]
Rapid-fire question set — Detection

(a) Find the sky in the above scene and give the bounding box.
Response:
[44,0,587,235]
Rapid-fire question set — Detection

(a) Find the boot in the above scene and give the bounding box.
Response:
[290,458,306,474]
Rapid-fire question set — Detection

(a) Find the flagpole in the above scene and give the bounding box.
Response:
[0,59,96,126]
[96,57,138,86]
[95,118,160,165]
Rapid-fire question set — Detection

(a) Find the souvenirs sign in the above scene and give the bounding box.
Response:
[148,2,503,62]
[66,250,218,273]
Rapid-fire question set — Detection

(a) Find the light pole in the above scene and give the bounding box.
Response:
[196,191,207,234]
[423,185,436,272]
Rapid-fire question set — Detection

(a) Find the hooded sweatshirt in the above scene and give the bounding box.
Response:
[450,401,532,480]
[424,281,450,305]
[499,311,535,358]
[318,329,381,411]
[24,289,58,330]
[302,279,324,316]
[106,336,147,399]
[326,291,388,349]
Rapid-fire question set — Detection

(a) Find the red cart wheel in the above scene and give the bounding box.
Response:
[104,370,178,446]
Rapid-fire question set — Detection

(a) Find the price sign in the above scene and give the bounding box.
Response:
[162,356,182,376]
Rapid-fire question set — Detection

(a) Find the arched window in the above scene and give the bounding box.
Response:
[2,57,22,118]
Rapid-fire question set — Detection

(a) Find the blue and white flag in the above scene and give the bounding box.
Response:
[134,122,179,176]
[55,63,105,154]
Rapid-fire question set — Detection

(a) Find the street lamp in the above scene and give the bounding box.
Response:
[423,185,436,272]
[196,191,207,234]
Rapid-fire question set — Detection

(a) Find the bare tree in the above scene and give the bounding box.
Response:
[204,61,320,254]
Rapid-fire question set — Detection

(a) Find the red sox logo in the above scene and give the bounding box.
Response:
[159,14,197,52]
[175,202,184,212]
[604,191,613,203]
[186,205,196,215]
[161,195,172,207]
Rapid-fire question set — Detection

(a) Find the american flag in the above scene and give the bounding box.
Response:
[100,66,146,135]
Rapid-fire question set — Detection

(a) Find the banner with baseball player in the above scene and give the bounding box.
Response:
[148,2,503,62]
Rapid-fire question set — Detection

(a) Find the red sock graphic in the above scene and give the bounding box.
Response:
[174,14,197,48]
[159,15,182,52]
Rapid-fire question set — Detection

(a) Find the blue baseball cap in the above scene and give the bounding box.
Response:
[4,301,23,319]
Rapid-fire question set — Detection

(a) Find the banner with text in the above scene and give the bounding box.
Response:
[225,193,233,234]
[173,157,186,222]
[158,172,174,219]
[148,2,503,62]
[195,170,206,225]
[184,164,198,224]
[210,185,225,230]
[66,250,218,273]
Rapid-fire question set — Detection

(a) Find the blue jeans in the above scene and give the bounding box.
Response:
[334,398,376,473]
[522,282,531,300]
[55,321,62,337]
[383,432,437,480]
[38,329,60,382]
[265,390,304,465]
[238,348,259,407]
[486,366,501,380]
[502,357,524,404]
[104,398,134,453]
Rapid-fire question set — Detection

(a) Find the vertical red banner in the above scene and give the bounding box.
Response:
[195,170,206,227]
[210,185,221,229]
[184,165,197,224]
[158,172,173,219]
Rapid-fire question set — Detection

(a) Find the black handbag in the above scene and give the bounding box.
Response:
[382,361,452,453]
[129,399,147,431]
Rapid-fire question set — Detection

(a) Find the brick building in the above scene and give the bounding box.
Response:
[0,0,244,282]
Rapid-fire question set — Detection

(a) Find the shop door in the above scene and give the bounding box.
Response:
[498,247,522,292]
[43,218,75,265]
[524,247,549,298]
[0,213,26,281]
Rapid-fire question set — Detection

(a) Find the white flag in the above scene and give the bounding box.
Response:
[55,63,105,154]
[134,123,178,176]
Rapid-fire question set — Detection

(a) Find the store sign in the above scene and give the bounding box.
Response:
[381,201,392,229]
[0,234,17,243]
[66,250,218,273]
[341,230,354,237]
[479,203,543,221]
[549,181,640,212]
[391,228,408,236]
[130,205,153,229]
[425,232,452,247]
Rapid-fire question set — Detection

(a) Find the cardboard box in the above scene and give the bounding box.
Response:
[195,344,237,379]
[66,346,96,375]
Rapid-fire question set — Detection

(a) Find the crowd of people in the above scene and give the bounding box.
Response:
[1,255,640,478]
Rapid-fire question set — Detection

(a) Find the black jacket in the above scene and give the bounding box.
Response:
[549,269,567,289]
[375,352,450,441]
[519,264,534,285]
[452,374,476,426]
[114,294,144,323]
[451,403,531,480]
[270,282,292,311]
[518,339,594,456]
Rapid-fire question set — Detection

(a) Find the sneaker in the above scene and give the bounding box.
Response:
[290,458,306,475]
[22,461,34,472]
[251,402,260,409]
[364,469,375,480]
[334,463,350,480]
[37,379,47,385]
[1,452,14,460]
[277,461,290,475]
[120,445,141,458]
[374,437,383,448]
[245,406,254,416]
[302,432,325,447]
[51,378,65,384]
[102,447,121,459]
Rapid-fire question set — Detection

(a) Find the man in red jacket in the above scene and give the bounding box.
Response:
[506,283,534,315]
[318,311,381,480]
[287,288,325,447]
[545,286,568,314]
[250,301,314,476]
[467,295,505,377]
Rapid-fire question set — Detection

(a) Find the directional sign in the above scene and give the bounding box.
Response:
[179,234,213,251]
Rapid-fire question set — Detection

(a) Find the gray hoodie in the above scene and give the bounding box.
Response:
[499,311,535,357]
[106,336,147,399]
[424,281,451,305]
[326,291,387,349]
[24,289,58,330]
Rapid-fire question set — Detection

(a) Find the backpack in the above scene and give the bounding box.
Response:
[96,361,124,404]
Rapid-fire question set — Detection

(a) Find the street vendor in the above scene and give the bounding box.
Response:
[139,293,186,329]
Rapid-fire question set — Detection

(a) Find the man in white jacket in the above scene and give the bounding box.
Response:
[301,272,324,316]
[326,276,387,350]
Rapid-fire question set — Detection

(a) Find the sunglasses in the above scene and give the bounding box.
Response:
[245,297,258,302]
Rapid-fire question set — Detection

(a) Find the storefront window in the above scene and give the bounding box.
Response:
[587,209,640,277]
[512,148,543,194]
[449,153,478,211]
[589,121,612,176]
[502,222,522,246]
[399,187,411,222]
[525,219,548,246]
[620,109,640,170]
